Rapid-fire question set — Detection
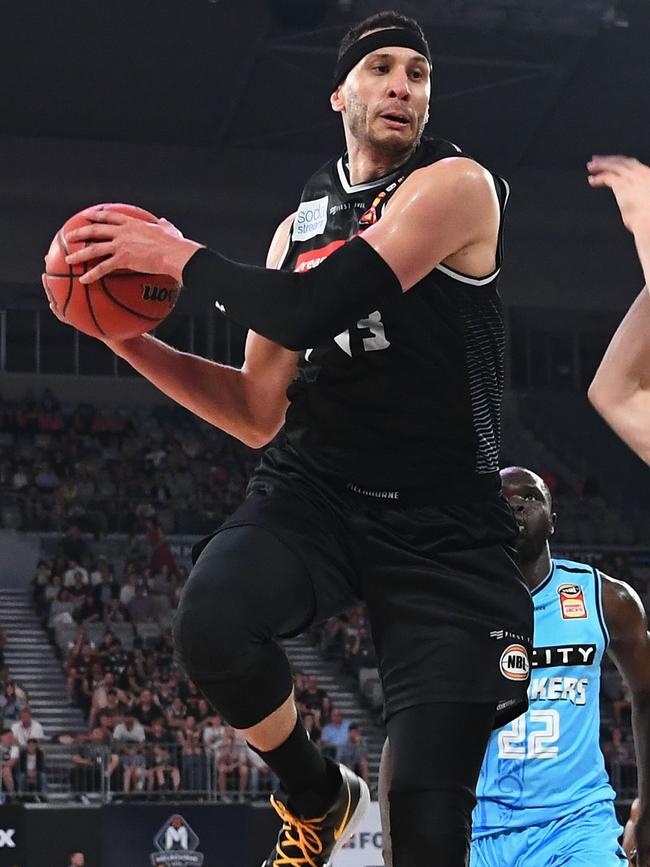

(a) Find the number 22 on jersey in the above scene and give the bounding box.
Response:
[498,710,561,760]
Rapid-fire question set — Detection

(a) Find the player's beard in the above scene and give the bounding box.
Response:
[346,93,425,160]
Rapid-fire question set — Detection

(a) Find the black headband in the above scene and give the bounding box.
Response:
[332,28,432,90]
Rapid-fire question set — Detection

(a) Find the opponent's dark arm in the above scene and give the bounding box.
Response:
[182,237,403,351]
[604,574,650,865]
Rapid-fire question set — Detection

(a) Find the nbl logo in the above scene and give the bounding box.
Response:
[500,644,530,681]
[150,815,204,866]
[142,285,179,308]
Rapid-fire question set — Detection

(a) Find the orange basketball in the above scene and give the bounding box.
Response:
[43,203,181,340]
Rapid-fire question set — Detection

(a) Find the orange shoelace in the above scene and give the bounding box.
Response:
[270,795,327,867]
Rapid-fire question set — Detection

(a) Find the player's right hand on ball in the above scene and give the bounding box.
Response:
[588,155,650,236]
[63,208,198,285]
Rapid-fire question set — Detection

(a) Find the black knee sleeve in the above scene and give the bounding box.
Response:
[389,786,474,867]
[385,701,495,867]
[173,525,315,728]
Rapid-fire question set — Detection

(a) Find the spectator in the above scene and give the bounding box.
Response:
[69,571,88,601]
[95,630,115,659]
[195,698,211,728]
[119,573,139,608]
[70,728,115,798]
[67,854,85,867]
[43,573,63,611]
[113,715,146,794]
[17,739,47,798]
[203,713,226,765]
[63,561,89,589]
[88,672,129,728]
[165,697,187,731]
[133,689,160,734]
[337,723,369,783]
[113,714,146,745]
[319,617,344,659]
[94,568,118,607]
[65,641,96,705]
[104,598,130,624]
[216,727,249,803]
[127,585,156,624]
[78,662,106,720]
[0,729,18,798]
[48,589,76,629]
[75,591,102,626]
[153,631,175,679]
[0,682,23,725]
[347,626,377,675]
[12,708,45,746]
[180,680,202,717]
[152,563,174,598]
[104,638,128,676]
[146,717,180,794]
[97,690,128,732]
[247,746,276,801]
[119,742,146,794]
[120,662,146,697]
[146,517,177,576]
[320,708,350,760]
[293,670,306,698]
[299,675,328,715]
[319,695,333,728]
[302,711,321,746]
[177,716,206,791]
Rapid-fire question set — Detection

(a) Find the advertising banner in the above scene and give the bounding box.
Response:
[12,799,385,867]
[102,803,279,867]
[333,802,384,867]
[0,805,24,867]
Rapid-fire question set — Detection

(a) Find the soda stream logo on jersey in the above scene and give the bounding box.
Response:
[500,644,530,681]
[557,584,588,619]
[531,644,597,669]
[295,239,346,272]
[292,195,329,242]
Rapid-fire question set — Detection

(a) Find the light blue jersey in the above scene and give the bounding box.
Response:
[473,557,617,837]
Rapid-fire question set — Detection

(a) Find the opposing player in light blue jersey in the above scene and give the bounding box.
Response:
[471,466,650,867]
[379,466,650,866]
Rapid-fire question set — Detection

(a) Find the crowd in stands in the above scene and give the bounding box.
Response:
[0,524,372,802]
[0,390,257,534]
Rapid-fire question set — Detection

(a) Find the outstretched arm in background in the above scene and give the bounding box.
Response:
[588,156,650,463]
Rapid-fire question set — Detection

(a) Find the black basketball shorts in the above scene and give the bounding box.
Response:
[192,447,534,728]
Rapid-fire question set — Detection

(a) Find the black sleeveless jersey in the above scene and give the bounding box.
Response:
[279,137,509,495]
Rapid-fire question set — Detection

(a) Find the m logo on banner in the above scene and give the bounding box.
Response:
[150,815,204,866]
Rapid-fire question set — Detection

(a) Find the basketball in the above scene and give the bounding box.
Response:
[43,203,181,340]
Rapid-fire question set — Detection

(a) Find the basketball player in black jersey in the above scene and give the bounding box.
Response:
[60,11,534,866]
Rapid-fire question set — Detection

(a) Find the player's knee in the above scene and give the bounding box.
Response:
[173,559,252,681]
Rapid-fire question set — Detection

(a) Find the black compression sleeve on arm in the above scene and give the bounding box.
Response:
[181,236,403,351]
